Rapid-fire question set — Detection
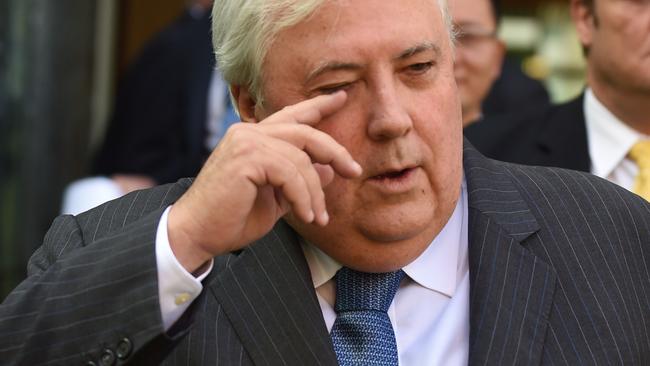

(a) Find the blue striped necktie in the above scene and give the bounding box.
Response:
[331,267,405,366]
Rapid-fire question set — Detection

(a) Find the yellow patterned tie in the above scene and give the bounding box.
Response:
[629,140,650,201]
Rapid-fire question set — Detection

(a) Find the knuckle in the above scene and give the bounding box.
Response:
[311,109,324,121]
[225,124,247,142]
[231,138,257,158]
[284,163,300,180]
[280,105,295,115]
[226,123,244,135]
[297,152,312,167]
[334,144,348,159]
[304,125,319,139]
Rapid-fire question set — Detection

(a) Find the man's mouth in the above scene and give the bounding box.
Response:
[370,167,416,181]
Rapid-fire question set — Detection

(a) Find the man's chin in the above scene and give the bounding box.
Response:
[327,240,427,273]
[284,202,445,272]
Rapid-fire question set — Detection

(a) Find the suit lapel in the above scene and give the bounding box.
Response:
[464,142,557,365]
[208,221,338,366]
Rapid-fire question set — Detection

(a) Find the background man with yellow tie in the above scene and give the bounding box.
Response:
[1,0,649,365]
[465,0,650,202]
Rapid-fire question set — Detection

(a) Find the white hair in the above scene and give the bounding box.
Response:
[212,0,453,105]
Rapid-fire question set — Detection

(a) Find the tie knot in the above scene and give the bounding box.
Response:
[629,141,650,168]
[334,267,405,313]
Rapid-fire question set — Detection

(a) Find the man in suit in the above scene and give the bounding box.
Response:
[451,0,506,126]
[465,0,650,200]
[93,0,232,188]
[1,0,649,365]
[452,0,549,127]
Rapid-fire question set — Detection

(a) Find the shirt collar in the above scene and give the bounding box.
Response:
[584,88,647,178]
[301,179,468,299]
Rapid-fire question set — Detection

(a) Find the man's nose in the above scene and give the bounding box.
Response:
[367,84,413,140]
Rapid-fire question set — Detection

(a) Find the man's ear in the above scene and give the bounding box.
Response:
[231,85,258,122]
[570,0,596,50]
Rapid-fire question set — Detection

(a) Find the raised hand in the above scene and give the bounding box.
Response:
[167,91,362,272]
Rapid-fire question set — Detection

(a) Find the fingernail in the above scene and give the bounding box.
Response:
[352,161,363,175]
[307,210,315,223]
[320,211,329,226]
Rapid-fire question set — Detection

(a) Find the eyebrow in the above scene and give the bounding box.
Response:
[305,42,441,83]
[395,42,441,61]
[305,62,363,84]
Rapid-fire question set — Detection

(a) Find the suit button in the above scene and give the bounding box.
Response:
[99,349,116,366]
[86,362,97,366]
[116,337,133,360]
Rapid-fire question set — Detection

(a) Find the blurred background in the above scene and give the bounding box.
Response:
[0,0,585,298]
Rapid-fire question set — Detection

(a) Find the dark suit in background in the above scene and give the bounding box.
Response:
[465,94,589,172]
[1,142,648,365]
[93,10,214,184]
[482,58,551,118]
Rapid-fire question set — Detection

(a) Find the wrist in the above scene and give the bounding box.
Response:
[167,204,215,273]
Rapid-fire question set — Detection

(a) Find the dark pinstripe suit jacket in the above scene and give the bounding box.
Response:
[2,142,649,365]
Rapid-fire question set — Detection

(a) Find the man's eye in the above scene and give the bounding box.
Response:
[407,62,434,73]
[318,84,350,94]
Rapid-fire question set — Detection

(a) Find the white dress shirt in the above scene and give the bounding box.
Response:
[155,182,470,365]
[155,207,212,329]
[584,88,650,191]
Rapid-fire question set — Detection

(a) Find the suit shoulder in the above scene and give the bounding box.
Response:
[498,162,650,220]
[465,96,585,161]
[464,103,551,153]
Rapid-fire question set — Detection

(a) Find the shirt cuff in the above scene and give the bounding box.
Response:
[156,205,214,330]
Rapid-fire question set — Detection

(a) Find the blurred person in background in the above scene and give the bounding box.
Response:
[61,0,239,214]
[452,0,505,126]
[466,0,650,201]
[453,0,549,127]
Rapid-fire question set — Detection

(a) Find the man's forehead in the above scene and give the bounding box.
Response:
[287,8,446,53]
[262,0,451,86]
[285,0,446,38]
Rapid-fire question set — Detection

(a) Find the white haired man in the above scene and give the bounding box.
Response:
[1,0,649,365]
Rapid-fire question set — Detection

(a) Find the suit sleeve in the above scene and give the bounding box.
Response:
[0,208,172,365]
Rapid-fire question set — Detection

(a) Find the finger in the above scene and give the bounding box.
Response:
[261,91,347,126]
[249,147,316,224]
[264,138,329,226]
[314,163,335,187]
[314,164,335,226]
[260,123,362,178]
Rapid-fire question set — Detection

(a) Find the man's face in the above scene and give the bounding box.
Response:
[450,0,504,125]
[254,0,463,272]
[577,0,650,97]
